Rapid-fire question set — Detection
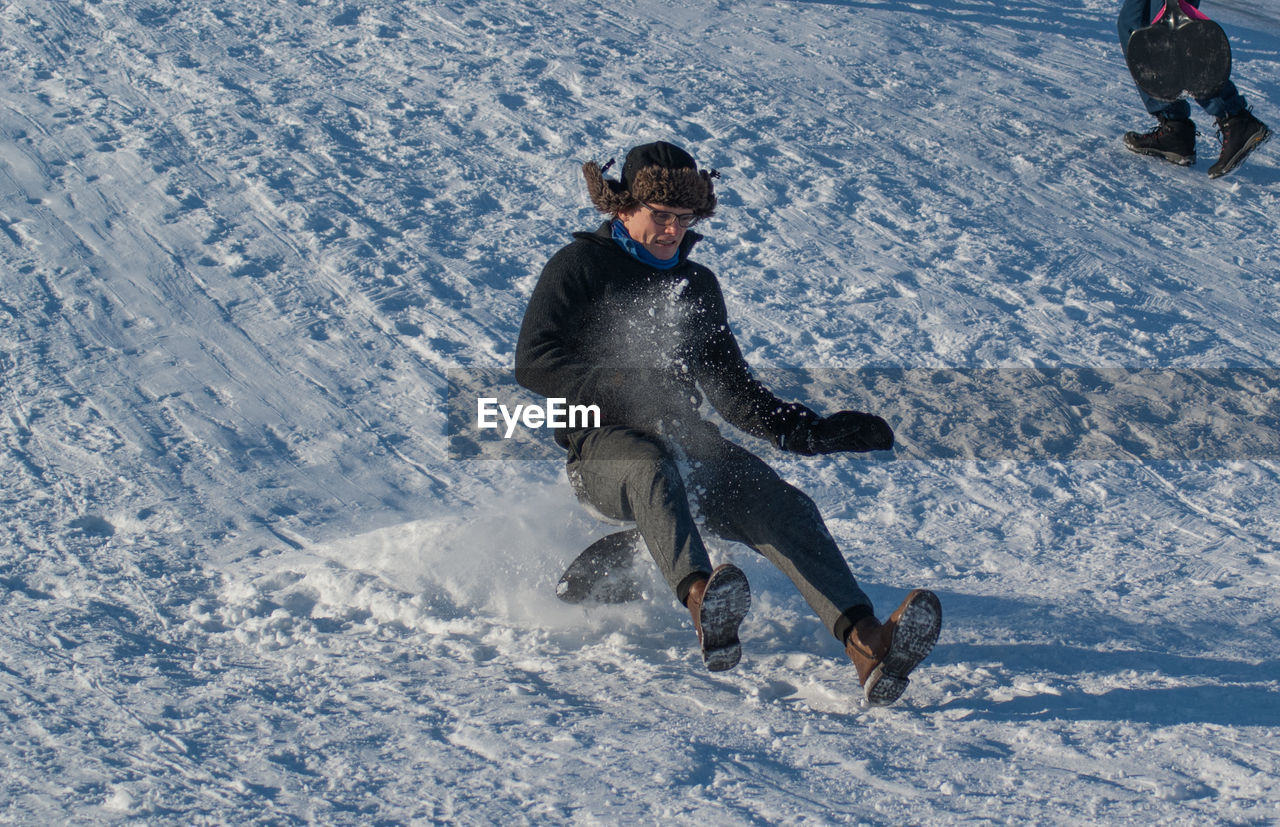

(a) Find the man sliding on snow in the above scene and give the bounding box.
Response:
[515,141,940,706]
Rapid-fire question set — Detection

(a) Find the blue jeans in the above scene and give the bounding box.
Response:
[1117,0,1247,119]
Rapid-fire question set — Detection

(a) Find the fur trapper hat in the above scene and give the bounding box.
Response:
[583,141,717,218]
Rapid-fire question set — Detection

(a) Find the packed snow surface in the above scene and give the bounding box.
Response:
[2,0,1280,822]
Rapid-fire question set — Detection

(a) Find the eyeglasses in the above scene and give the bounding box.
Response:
[640,203,700,228]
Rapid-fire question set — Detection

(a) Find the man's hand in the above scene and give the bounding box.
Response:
[785,409,894,455]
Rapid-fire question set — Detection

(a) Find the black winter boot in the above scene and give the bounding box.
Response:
[1208,110,1271,179]
[1123,117,1196,166]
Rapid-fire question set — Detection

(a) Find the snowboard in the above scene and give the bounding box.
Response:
[555,529,645,604]
[1126,0,1231,101]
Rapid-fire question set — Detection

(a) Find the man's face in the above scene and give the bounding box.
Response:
[618,203,696,260]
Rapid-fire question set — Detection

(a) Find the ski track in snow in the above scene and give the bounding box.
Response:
[1,0,1279,821]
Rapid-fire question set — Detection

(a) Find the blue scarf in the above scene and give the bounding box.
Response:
[611,220,681,271]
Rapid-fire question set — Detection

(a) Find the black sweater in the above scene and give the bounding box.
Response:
[515,222,809,449]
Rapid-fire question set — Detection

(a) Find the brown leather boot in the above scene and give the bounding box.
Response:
[685,564,751,672]
[846,617,890,685]
[845,589,942,706]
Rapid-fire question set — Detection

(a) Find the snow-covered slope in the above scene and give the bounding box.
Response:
[2,0,1278,821]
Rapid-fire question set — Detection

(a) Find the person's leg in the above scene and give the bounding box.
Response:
[686,436,874,643]
[566,426,711,604]
[1194,82,1248,120]
[1118,0,1197,169]
[682,434,941,702]
[1174,0,1248,118]
[566,426,752,670]
[1118,0,1194,120]
[1180,8,1268,180]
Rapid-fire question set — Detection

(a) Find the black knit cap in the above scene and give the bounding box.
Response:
[621,141,697,189]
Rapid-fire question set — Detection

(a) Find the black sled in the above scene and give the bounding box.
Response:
[1126,0,1231,101]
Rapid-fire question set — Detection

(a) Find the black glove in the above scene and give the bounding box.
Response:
[783,410,894,455]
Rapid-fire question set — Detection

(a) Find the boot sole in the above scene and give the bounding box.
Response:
[699,564,751,672]
[1123,141,1196,167]
[1208,127,1271,179]
[864,590,942,706]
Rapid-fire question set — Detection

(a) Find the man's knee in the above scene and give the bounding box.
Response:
[572,428,688,516]
[622,446,687,508]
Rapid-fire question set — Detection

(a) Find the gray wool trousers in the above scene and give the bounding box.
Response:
[565,424,874,642]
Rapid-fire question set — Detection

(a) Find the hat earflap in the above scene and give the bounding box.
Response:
[582,160,637,215]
